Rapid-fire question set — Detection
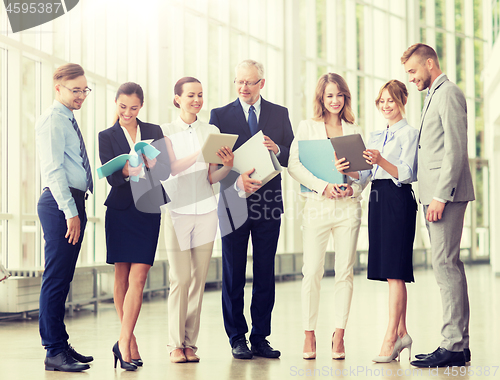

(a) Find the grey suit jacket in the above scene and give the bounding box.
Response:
[418,74,475,205]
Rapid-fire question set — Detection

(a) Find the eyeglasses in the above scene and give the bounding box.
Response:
[234,79,262,87]
[60,84,92,97]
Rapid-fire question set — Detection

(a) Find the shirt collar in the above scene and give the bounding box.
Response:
[176,116,200,131]
[429,73,446,93]
[53,99,74,120]
[387,118,408,133]
[240,96,262,114]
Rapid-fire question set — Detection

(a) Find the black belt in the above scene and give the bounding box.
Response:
[44,187,88,200]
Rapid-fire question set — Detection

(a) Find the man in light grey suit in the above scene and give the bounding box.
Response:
[402,43,475,368]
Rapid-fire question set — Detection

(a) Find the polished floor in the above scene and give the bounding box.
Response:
[0,264,499,380]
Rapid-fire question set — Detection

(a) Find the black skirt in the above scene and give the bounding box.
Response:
[105,203,161,266]
[367,179,417,282]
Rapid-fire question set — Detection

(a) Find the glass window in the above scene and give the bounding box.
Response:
[208,24,220,111]
[316,0,327,60]
[435,0,446,29]
[336,0,346,68]
[475,101,484,158]
[474,39,483,100]
[21,57,37,216]
[435,32,447,75]
[373,9,389,79]
[357,75,365,130]
[455,0,465,33]
[455,36,466,93]
[356,4,364,72]
[184,13,200,76]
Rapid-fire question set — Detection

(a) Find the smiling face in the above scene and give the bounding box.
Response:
[176,82,203,118]
[378,89,403,125]
[404,54,432,92]
[323,82,345,116]
[116,93,143,127]
[235,66,265,105]
[55,75,88,111]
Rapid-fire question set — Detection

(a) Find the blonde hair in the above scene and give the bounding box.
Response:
[375,80,408,116]
[313,73,355,124]
[53,63,84,84]
[401,43,440,69]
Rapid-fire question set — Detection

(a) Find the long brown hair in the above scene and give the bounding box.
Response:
[313,73,355,124]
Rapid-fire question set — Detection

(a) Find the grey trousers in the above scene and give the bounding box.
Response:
[424,201,470,352]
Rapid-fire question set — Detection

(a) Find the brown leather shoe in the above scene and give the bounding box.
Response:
[184,348,200,362]
[170,348,187,363]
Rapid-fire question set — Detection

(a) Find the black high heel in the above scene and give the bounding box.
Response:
[112,341,137,371]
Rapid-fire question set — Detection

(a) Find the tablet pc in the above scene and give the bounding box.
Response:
[200,133,239,164]
[330,134,373,171]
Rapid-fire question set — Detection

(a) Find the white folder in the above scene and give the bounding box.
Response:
[232,131,282,197]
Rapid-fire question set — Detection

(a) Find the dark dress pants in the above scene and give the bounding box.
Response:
[37,189,87,357]
[221,207,281,347]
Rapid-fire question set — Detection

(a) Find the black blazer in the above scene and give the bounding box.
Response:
[98,119,170,213]
[209,97,294,219]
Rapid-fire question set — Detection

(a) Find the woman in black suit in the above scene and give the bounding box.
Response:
[98,82,170,370]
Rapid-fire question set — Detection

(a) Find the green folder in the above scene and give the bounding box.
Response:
[298,139,344,192]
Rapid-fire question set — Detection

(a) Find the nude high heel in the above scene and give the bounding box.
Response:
[331,332,345,360]
[372,336,402,363]
[400,334,413,360]
[303,333,316,360]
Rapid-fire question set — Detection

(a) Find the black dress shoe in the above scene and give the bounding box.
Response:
[251,340,281,359]
[415,347,440,360]
[45,350,90,372]
[231,338,253,359]
[67,344,94,363]
[410,347,465,368]
[415,347,471,362]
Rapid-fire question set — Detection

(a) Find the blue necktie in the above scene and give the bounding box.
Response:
[248,105,258,135]
[71,118,93,194]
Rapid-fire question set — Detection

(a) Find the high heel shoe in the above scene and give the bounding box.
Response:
[372,336,402,363]
[303,334,316,360]
[400,334,412,360]
[331,332,345,360]
[112,342,137,371]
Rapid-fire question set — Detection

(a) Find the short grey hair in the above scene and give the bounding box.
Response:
[235,59,265,79]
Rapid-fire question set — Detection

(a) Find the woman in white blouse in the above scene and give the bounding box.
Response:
[337,79,418,363]
[288,73,365,360]
[161,77,233,363]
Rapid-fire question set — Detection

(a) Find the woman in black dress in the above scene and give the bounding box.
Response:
[99,82,170,370]
[337,80,418,363]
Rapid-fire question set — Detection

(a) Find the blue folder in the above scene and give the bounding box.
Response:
[298,139,344,192]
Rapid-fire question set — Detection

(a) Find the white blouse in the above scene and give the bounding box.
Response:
[161,117,220,215]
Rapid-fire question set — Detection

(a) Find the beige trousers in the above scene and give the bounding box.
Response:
[166,210,217,352]
[301,197,362,330]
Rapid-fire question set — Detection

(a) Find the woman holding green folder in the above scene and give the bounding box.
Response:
[99,82,171,370]
[288,73,365,360]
